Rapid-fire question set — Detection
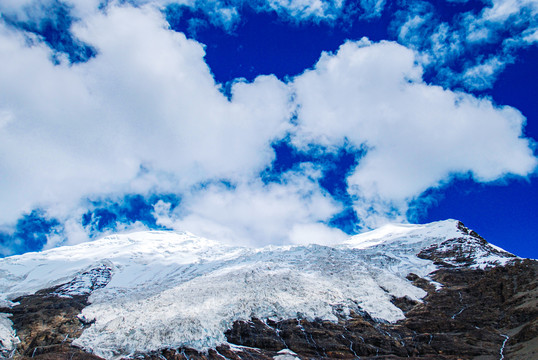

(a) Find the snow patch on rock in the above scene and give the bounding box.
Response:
[274,348,300,360]
[53,263,113,298]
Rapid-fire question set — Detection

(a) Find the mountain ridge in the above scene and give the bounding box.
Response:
[0,220,535,359]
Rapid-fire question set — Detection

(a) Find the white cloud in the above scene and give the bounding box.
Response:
[158,167,343,246]
[522,27,538,43]
[0,2,536,250]
[0,0,103,21]
[0,5,291,224]
[461,56,506,90]
[358,0,386,18]
[291,40,537,227]
[0,0,382,34]
[0,3,344,248]
[467,0,538,49]
[0,110,14,129]
[481,0,538,23]
[289,222,348,245]
[262,0,346,20]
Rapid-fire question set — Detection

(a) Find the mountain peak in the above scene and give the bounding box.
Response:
[342,219,515,269]
[0,220,522,358]
[342,219,464,249]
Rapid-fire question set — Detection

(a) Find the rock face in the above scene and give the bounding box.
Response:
[0,221,536,359]
[0,264,112,359]
[0,289,101,360]
[222,259,538,360]
[417,221,517,269]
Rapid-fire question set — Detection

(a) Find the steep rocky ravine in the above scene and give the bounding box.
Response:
[1,259,536,359]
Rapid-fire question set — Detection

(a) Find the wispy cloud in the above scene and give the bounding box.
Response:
[2,0,536,92]
[393,0,538,90]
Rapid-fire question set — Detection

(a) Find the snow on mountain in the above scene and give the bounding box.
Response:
[53,263,113,298]
[342,220,516,269]
[342,220,465,250]
[0,220,517,359]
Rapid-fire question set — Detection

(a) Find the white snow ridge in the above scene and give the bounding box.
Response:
[0,220,516,359]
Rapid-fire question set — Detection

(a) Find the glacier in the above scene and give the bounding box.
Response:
[0,220,516,359]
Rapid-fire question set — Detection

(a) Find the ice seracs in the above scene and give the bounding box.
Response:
[0,220,518,359]
[0,313,18,357]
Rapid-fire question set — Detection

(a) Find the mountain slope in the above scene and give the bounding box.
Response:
[0,220,534,360]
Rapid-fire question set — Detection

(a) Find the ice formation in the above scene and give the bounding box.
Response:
[0,220,516,359]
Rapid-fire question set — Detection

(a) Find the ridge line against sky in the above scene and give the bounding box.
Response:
[0,0,537,258]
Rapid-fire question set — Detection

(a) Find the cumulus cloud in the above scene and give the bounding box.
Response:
[292,40,537,227]
[154,167,344,246]
[0,1,536,252]
[0,3,346,249]
[0,4,291,223]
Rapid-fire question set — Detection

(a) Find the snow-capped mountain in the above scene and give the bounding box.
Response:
[0,220,531,360]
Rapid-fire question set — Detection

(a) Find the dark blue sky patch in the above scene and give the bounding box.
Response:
[82,194,181,236]
[318,147,360,201]
[0,210,62,256]
[413,176,538,259]
[492,46,538,143]
[2,0,96,64]
[0,233,13,256]
[263,140,361,200]
[165,4,210,38]
[14,210,60,253]
[166,3,391,84]
[82,208,117,232]
[262,140,311,179]
[328,207,360,234]
[262,140,362,234]
[430,0,487,22]
[119,195,155,225]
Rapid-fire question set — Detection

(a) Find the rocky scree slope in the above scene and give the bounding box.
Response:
[0,220,535,359]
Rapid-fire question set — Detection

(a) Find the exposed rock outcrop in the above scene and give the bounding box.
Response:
[0,289,101,359]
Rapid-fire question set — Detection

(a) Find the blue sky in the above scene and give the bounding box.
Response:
[0,0,536,258]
